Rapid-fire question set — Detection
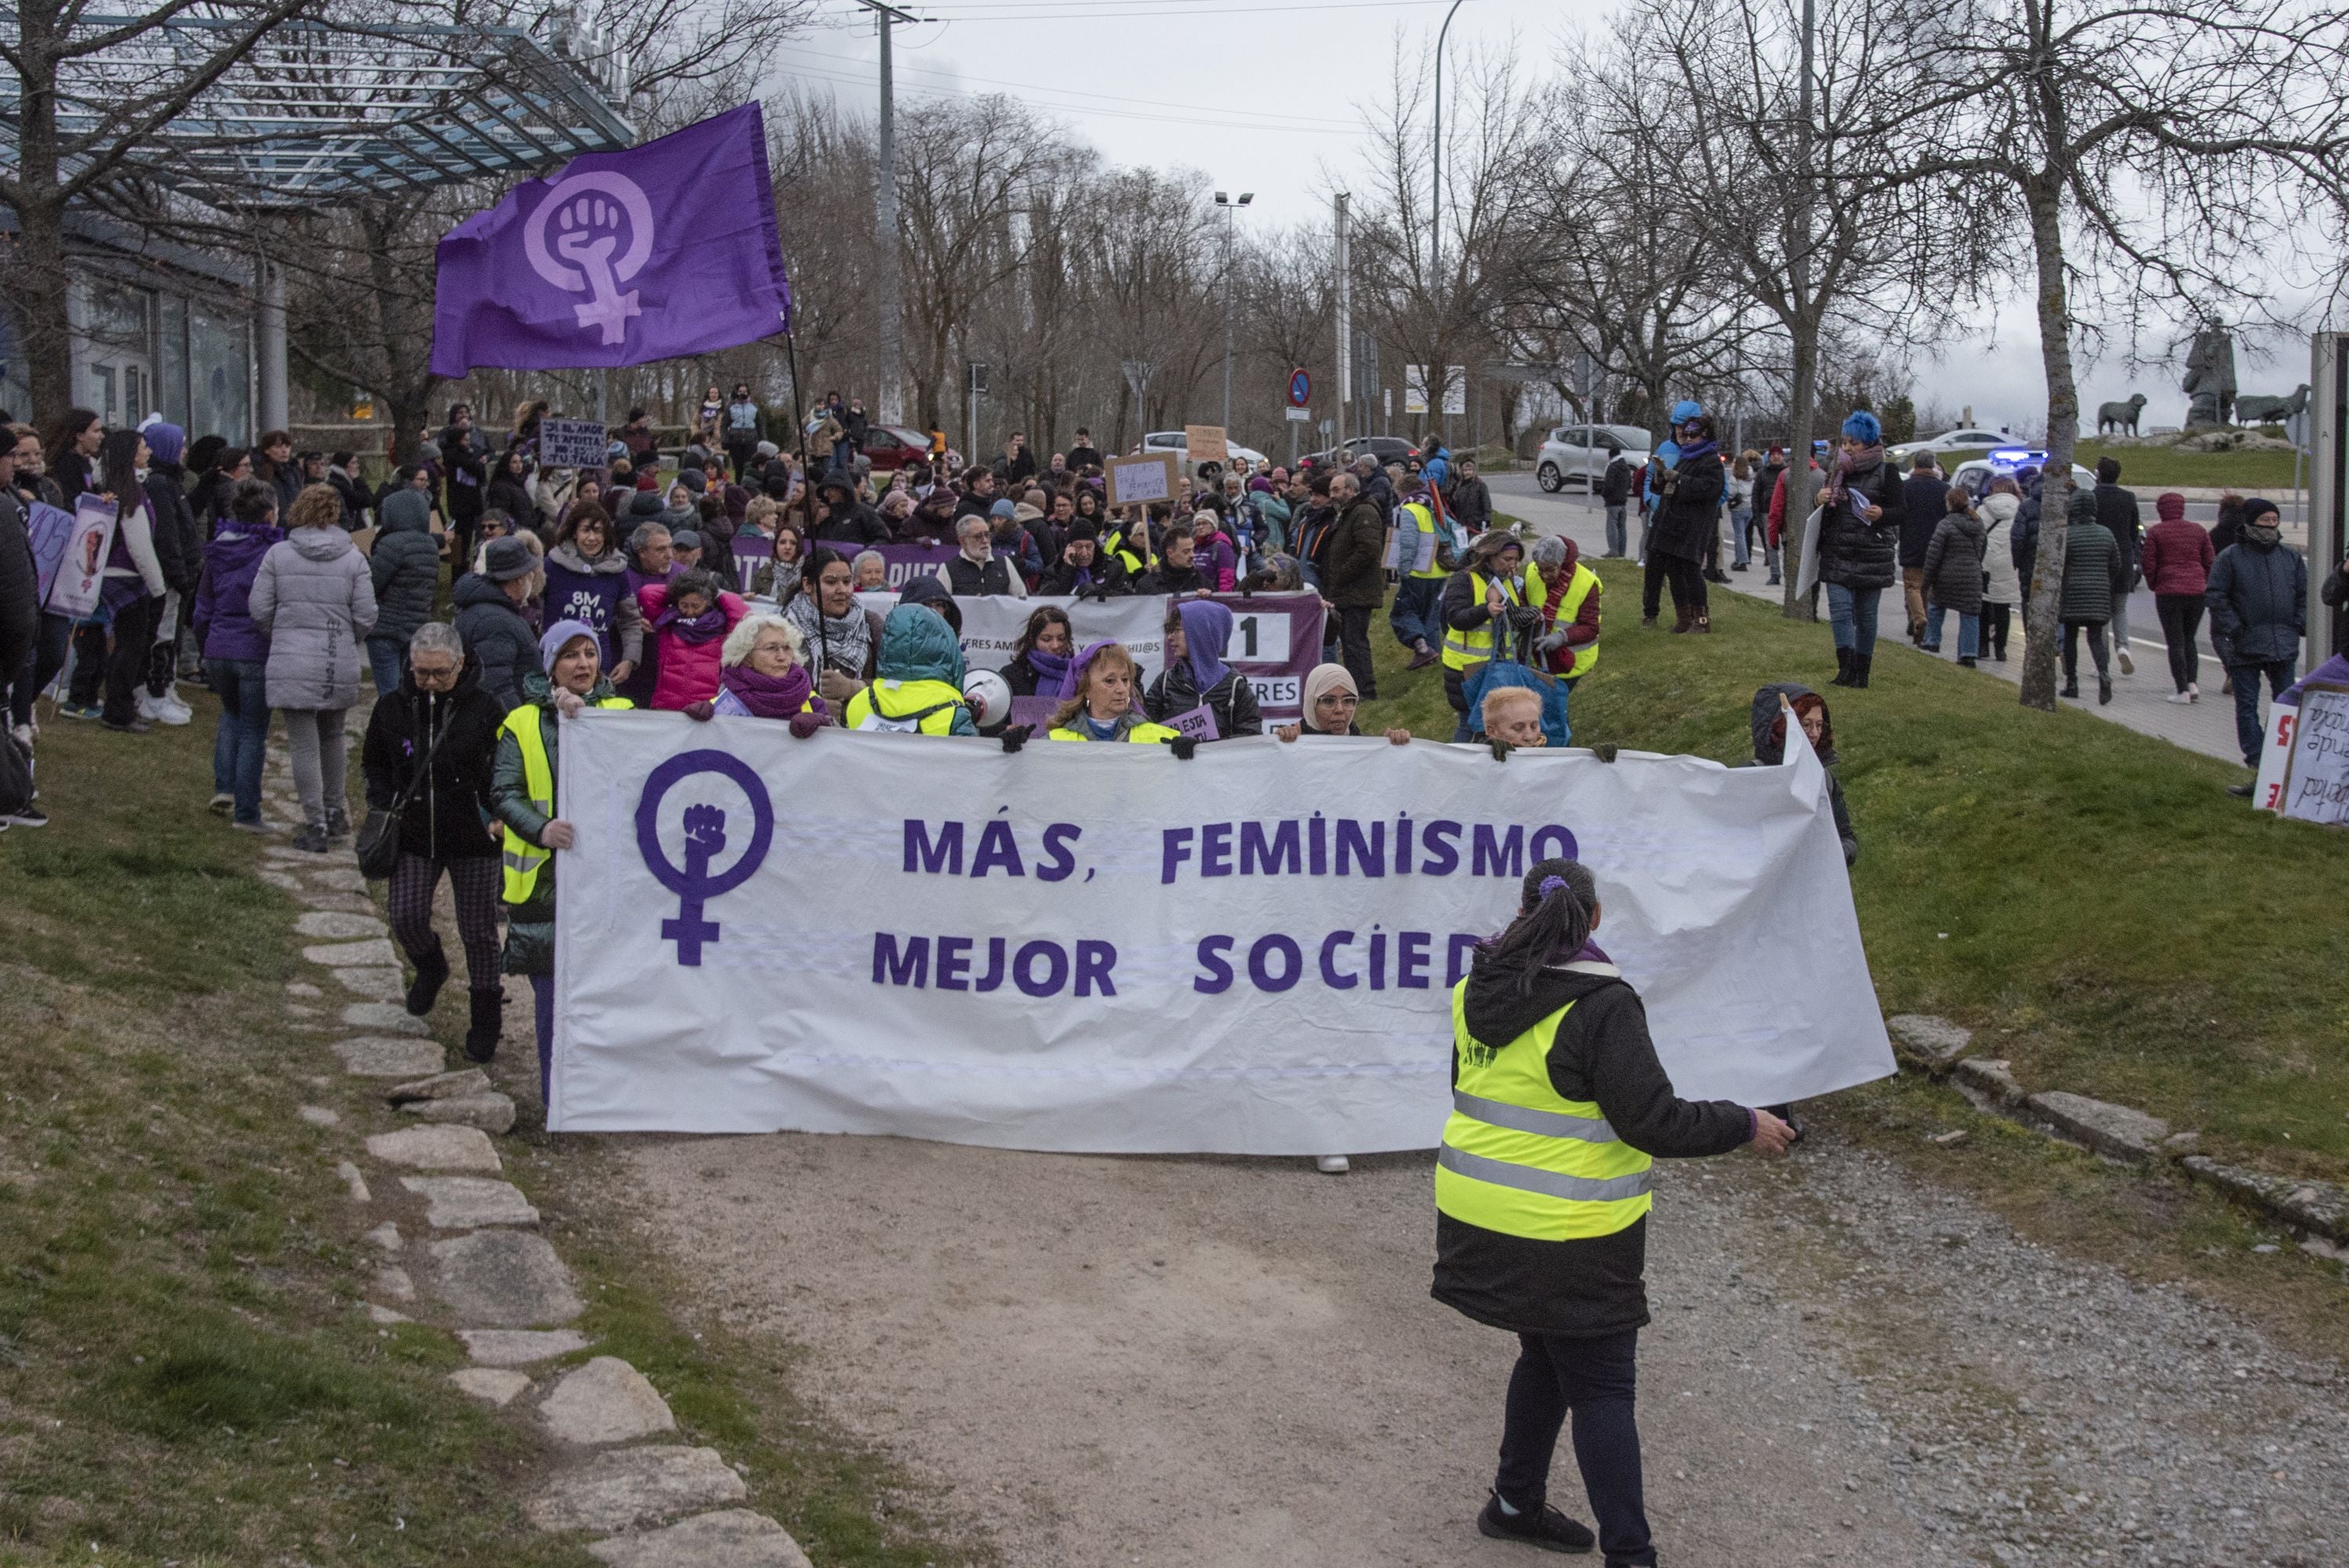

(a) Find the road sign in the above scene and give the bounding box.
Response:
[1287,368,1311,408]
[1285,406,1312,423]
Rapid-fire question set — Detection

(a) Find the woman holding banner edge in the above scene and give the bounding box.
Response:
[1435,858,1792,1562]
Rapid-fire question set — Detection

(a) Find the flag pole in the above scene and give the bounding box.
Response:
[779,304,808,483]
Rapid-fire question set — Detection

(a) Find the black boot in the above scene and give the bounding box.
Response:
[405,941,450,1018]
[2060,677,2079,698]
[1831,647,1856,687]
[464,987,503,1064]
[2098,674,2113,705]
[1853,654,1872,688]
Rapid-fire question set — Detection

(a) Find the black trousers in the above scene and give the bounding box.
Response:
[2155,593,2205,692]
[1641,556,1666,619]
[1981,601,2013,659]
[1661,554,1707,616]
[101,596,158,725]
[1335,605,1377,699]
[1495,1328,1654,1567]
[2060,620,2109,684]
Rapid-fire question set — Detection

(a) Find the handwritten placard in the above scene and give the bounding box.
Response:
[1107,452,1179,509]
[538,419,608,469]
[2280,684,2349,826]
[1166,703,1220,741]
[1185,425,1229,466]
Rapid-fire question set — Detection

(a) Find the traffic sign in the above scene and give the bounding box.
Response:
[1285,406,1312,422]
[1287,368,1311,408]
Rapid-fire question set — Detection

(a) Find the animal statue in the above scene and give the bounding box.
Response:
[2234,383,2311,426]
[2180,324,2238,428]
[2097,393,2149,435]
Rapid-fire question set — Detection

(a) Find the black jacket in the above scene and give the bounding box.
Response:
[2093,482,2142,572]
[143,462,202,597]
[1135,561,1205,596]
[945,553,1017,597]
[1898,472,1948,567]
[0,487,37,677]
[1144,662,1262,738]
[1650,449,1725,561]
[360,655,505,861]
[1920,507,1988,615]
[1431,949,1752,1337]
[437,426,489,522]
[1815,458,1904,590]
[450,572,539,713]
[1599,456,1635,506]
[1746,681,1857,865]
[1446,477,1493,531]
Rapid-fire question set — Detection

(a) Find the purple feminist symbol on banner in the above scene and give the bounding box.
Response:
[634,750,774,966]
[525,172,655,345]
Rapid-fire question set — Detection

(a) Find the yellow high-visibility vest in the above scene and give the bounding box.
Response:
[1553,562,1602,681]
[499,695,631,906]
[1434,979,1654,1241]
[1440,565,1540,672]
[1402,500,1450,580]
[844,677,965,735]
[1047,719,1181,743]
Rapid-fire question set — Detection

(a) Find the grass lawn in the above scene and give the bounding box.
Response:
[1359,561,2349,1187]
[1936,441,2304,490]
[0,700,986,1566]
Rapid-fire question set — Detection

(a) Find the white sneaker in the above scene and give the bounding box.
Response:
[2116,648,2135,675]
[156,691,194,725]
[136,690,167,724]
[2164,691,2193,705]
[1315,1155,1351,1174]
[9,723,31,751]
[2187,683,2199,702]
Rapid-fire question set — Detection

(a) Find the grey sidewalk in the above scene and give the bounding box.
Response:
[1488,474,2252,766]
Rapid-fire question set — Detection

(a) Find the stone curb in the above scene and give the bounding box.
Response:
[251,724,818,1566]
[1887,1014,2349,1258]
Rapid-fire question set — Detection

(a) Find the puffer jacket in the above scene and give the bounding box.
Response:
[635,581,750,710]
[369,489,442,648]
[2206,538,2308,666]
[1977,492,2022,607]
[2138,517,2215,597]
[143,460,202,598]
[361,653,504,861]
[862,602,977,735]
[1815,456,1904,590]
[492,670,629,975]
[1144,660,1262,738]
[248,525,376,710]
[451,571,541,713]
[2057,514,2128,624]
[193,520,285,662]
[1920,507,1987,614]
[1649,449,1726,561]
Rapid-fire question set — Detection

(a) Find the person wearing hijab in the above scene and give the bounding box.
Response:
[1273,662,1413,744]
[1045,641,1181,743]
[1145,598,1261,739]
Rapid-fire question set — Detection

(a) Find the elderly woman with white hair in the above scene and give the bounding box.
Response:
[850,549,890,592]
[359,619,513,1062]
[685,612,830,735]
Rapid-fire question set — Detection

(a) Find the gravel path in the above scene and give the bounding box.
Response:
[612,1126,2347,1567]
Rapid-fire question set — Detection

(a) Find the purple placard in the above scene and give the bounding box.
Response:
[1166,703,1219,741]
[1210,592,1324,724]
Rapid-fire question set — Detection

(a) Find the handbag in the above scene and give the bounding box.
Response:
[355,710,437,880]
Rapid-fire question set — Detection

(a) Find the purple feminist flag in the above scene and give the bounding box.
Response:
[430,104,791,377]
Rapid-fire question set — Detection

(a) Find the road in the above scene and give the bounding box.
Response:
[1487,474,2255,764]
[612,1125,2349,1568]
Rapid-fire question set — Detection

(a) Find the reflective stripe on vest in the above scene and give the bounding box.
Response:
[1559,563,1600,681]
[1047,720,1181,743]
[1440,569,1530,671]
[499,697,629,906]
[1434,978,1654,1241]
[845,677,965,734]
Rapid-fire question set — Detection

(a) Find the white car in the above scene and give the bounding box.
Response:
[1890,426,2016,463]
[1140,430,1269,480]
[1535,423,1652,492]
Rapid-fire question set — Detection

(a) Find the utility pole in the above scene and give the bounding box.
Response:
[1214,190,1254,432]
[1334,191,1351,458]
[851,0,924,428]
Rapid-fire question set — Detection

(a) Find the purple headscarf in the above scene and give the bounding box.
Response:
[1057,638,1124,703]
[1177,598,1233,694]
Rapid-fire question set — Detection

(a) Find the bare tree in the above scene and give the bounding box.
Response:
[1901,0,2349,707]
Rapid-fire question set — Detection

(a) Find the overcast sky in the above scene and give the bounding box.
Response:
[781,0,2323,437]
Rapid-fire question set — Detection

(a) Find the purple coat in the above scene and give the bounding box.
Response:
[194,522,284,662]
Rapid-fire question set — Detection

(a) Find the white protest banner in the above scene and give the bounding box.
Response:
[2279,684,2349,825]
[1107,452,1178,508]
[550,720,1894,1151]
[956,593,1168,687]
[48,495,116,621]
[538,419,608,469]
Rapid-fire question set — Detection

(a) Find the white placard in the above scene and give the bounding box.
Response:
[548,720,1894,1149]
[2280,684,2349,825]
[538,419,608,469]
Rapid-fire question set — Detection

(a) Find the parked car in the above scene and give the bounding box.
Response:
[1298,434,1425,472]
[1535,423,1652,492]
[1951,447,2096,495]
[1889,426,2015,463]
[1139,430,1270,479]
[862,425,960,474]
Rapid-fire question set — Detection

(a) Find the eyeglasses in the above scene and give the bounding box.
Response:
[411,662,459,684]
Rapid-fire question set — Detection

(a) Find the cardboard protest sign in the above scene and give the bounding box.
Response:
[1184,425,1229,466]
[538,419,608,469]
[1107,452,1179,509]
[2279,684,2349,826]
[48,495,116,621]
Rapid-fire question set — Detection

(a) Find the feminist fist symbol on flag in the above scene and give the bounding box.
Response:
[525,171,655,346]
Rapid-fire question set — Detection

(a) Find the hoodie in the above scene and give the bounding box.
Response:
[451,570,540,713]
[193,517,285,663]
[865,603,977,735]
[369,488,443,647]
[1745,681,1857,866]
[543,539,645,673]
[248,525,377,710]
[1431,941,1753,1338]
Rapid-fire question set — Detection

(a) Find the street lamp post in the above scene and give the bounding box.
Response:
[1214,190,1253,432]
[1430,0,1465,288]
